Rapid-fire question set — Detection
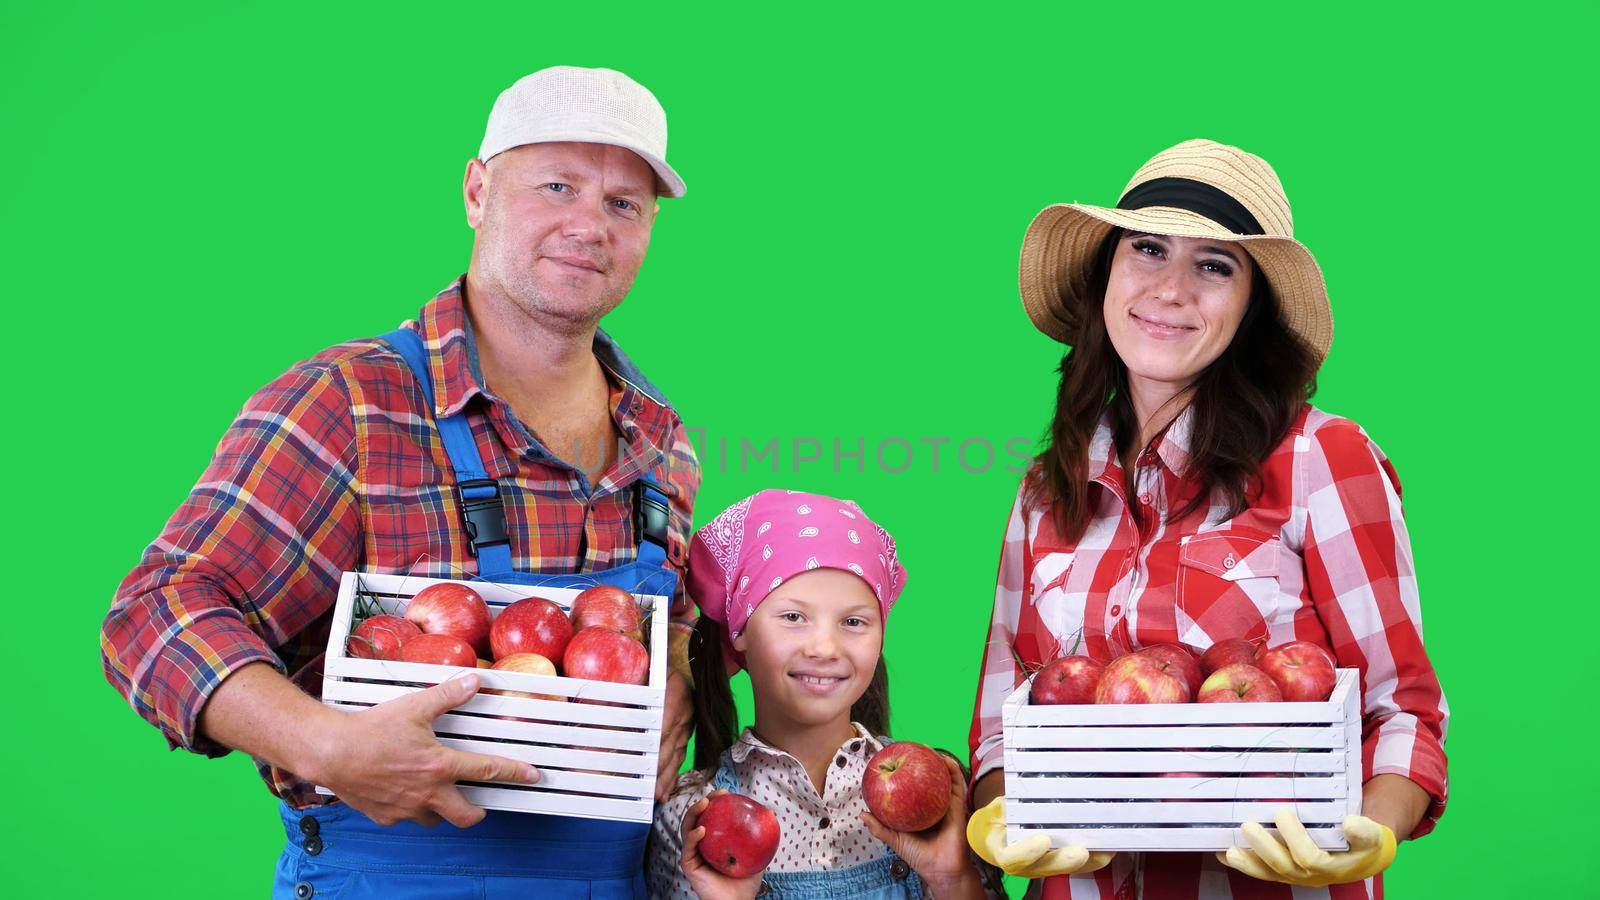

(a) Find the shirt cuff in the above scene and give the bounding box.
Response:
[1364,725,1449,839]
[157,609,285,757]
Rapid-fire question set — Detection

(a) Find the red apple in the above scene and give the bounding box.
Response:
[1200,638,1260,675]
[863,742,951,832]
[1138,643,1203,695]
[488,653,562,702]
[1030,656,1106,705]
[398,633,476,668]
[490,596,573,662]
[563,627,649,685]
[1256,641,1337,701]
[405,583,492,656]
[698,793,780,878]
[570,585,645,640]
[1197,663,1284,702]
[1094,653,1190,704]
[348,614,421,660]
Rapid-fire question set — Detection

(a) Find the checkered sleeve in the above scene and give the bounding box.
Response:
[660,418,702,680]
[968,483,1031,788]
[100,361,363,757]
[1300,417,1449,838]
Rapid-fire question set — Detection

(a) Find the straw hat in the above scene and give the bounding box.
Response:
[1018,139,1332,359]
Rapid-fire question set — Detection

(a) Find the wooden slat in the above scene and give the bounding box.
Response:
[457,784,653,823]
[437,736,655,776]
[323,680,661,729]
[1005,750,1345,774]
[1002,825,1349,852]
[1005,799,1349,825]
[1006,775,1347,800]
[1004,725,1342,750]
[323,656,664,707]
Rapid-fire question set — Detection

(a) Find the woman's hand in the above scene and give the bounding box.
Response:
[861,753,985,899]
[1217,810,1395,887]
[679,790,765,900]
[967,796,1114,878]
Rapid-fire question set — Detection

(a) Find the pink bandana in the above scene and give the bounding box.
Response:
[688,489,908,672]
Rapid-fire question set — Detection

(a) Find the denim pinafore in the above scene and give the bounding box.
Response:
[271,327,678,900]
[711,747,926,899]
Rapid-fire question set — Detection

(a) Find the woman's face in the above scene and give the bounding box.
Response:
[733,568,882,730]
[1102,231,1255,390]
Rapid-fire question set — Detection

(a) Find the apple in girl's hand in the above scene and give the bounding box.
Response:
[1200,638,1259,675]
[399,633,477,668]
[405,583,492,656]
[862,742,951,832]
[1094,653,1191,704]
[348,614,421,660]
[1197,663,1284,702]
[489,653,562,701]
[1255,641,1337,701]
[1138,643,1203,695]
[563,627,649,685]
[490,597,573,662]
[570,585,644,640]
[1030,656,1106,705]
[698,793,781,878]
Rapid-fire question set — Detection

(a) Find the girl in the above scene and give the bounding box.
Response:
[646,489,997,899]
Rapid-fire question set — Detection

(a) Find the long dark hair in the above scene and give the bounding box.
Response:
[1029,228,1320,540]
[689,615,891,770]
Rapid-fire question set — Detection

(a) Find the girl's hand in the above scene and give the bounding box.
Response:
[861,753,986,899]
[680,790,766,900]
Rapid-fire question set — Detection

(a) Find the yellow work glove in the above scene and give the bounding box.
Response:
[1217,811,1396,887]
[966,797,1114,879]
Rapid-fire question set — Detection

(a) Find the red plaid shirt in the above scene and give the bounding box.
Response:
[102,277,701,808]
[968,405,1448,900]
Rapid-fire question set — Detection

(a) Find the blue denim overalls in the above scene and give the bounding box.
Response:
[710,748,926,899]
[271,327,678,899]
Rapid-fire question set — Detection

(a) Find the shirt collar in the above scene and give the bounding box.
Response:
[728,723,884,766]
[1087,402,1197,485]
[404,276,681,481]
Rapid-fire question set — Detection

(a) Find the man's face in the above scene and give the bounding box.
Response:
[465,141,658,329]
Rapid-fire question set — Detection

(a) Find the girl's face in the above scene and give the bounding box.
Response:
[733,568,883,730]
[1102,231,1255,389]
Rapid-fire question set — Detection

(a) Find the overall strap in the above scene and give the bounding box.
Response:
[634,476,672,570]
[382,327,513,577]
[710,748,742,793]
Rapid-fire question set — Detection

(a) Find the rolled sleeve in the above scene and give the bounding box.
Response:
[101,362,361,758]
[1301,417,1449,836]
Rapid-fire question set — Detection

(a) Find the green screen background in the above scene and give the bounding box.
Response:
[4,3,1587,896]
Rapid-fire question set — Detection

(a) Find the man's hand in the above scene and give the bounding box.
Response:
[306,674,541,827]
[679,790,764,900]
[656,670,693,802]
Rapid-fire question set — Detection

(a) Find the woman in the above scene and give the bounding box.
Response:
[964,140,1447,899]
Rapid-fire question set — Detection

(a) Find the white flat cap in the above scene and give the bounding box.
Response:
[478,66,685,198]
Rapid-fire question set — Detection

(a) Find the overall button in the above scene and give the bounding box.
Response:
[890,859,911,880]
[298,817,319,837]
[303,836,323,857]
[294,883,314,900]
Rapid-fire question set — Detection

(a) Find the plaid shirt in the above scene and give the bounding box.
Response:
[102,277,701,808]
[968,405,1448,900]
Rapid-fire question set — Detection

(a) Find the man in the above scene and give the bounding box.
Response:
[101,66,699,898]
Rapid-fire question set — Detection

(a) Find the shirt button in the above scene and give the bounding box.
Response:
[835,755,847,768]
[818,816,831,828]
[1138,492,1152,506]
[303,836,323,857]
[295,884,314,900]
[890,859,911,880]
[1110,604,1122,616]
[298,817,319,837]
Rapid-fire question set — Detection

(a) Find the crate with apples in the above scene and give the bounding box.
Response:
[1002,640,1362,852]
[318,571,667,823]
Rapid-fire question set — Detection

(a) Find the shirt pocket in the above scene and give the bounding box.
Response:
[1175,528,1284,644]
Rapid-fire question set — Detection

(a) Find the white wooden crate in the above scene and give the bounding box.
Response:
[317,571,667,823]
[1002,668,1362,852]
